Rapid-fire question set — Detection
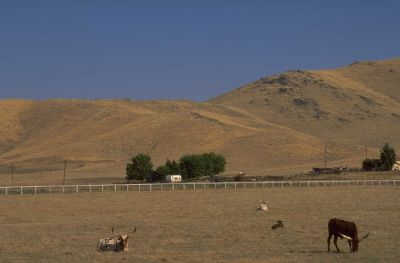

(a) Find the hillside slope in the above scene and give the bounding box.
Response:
[0,58,399,177]
[211,58,400,148]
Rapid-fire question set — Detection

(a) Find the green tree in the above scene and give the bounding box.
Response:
[380,143,397,170]
[179,154,205,180]
[179,152,226,180]
[165,159,181,174]
[155,159,181,176]
[203,152,226,175]
[126,153,154,181]
[155,165,170,176]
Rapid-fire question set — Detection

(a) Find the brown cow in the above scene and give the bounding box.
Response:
[327,218,369,252]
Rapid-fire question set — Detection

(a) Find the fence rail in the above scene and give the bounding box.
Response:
[0,180,399,196]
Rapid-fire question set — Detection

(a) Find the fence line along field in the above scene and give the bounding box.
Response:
[0,187,399,262]
[0,179,399,196]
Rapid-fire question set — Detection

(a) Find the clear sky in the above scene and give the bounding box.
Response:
[1,0,399,101]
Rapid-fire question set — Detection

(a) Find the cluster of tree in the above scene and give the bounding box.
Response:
[126,152,226,182]
[362,143,397,171]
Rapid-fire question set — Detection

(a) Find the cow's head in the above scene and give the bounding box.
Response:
[112,226,137,251]
[339,232,369,252]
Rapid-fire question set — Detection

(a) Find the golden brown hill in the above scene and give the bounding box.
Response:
[211,57,400,149]
[0,58,399,179]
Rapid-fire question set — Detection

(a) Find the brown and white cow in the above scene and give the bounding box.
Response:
[327,218,369,252]
[97,226,137,252]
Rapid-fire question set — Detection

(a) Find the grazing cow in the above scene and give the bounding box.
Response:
[327,218,369,252]
[271,220,284,230]
[97,226,137,252]
[257,200,268,211]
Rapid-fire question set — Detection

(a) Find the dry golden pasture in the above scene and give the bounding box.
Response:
[0,187,399,262]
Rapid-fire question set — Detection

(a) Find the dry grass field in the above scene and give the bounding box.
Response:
[0,186,399,262]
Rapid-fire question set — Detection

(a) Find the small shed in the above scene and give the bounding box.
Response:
[166,174,182,183]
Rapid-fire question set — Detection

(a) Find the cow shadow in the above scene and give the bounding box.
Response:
[293,250,334,254]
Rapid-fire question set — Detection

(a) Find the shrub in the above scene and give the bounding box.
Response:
[362,159,383,171]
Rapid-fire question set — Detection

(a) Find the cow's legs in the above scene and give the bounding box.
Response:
[334,236,340,252]
[327,234,332,252]
[348,240,352,252]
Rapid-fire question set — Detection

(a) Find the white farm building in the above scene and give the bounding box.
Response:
[166,175,182,183]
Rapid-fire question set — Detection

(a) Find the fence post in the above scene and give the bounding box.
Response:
[150,184,152,192]
[183,184,185,190]
[172,184,174,191]
[76,185,79,193]
[63,160,67,185]
[126,185,129,192]
[20,186,23,196]
[194,183,196,190]
[89,185,92,192]
[308,181,310,187]
[5,187,7,195]
[225,182,227,189]
[235,182,237,189]
[35,186,37,195]
[114,185,117,192]
[215,183,217,190]
[63,185,65,194]
[139,184,142,192]
[49,186,51,194]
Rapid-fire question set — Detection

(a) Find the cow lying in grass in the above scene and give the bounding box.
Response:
[97,226,137,252]
[271,220,284,230]
[257,200,268,211]
[327,218,369,253]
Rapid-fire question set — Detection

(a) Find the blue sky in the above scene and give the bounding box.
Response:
[1,0,399,101]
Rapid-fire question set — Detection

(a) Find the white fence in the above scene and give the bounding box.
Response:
[0,180,399,196]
